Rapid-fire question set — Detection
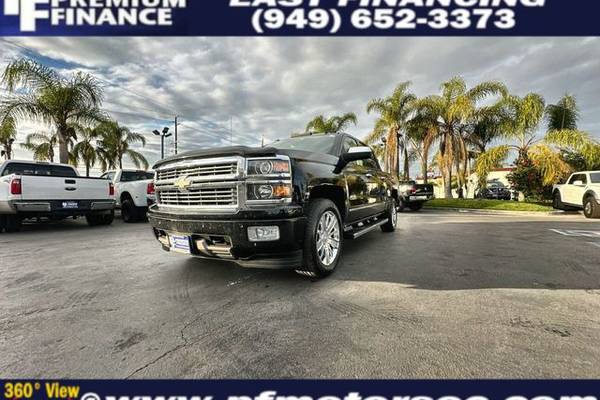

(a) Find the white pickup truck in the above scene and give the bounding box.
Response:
[100,169,155,223]
[0,160,116,232]
[553,171,600,219]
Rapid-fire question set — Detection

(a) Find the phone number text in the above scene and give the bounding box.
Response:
[251,8,517,33]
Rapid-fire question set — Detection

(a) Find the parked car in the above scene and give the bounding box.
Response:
[397,181,434,211]
[475,180,512,200]
[101,169,155,223]
[0,160,115,232]
[553,171,600,219]
[148,133,398,278]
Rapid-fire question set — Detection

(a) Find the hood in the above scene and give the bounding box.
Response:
[154,146,278,169]
[154,146,339,169]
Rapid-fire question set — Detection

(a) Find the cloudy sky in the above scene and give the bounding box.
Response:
[1,37,599,173]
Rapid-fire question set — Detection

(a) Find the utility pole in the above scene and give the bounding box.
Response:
[174,115,179,155]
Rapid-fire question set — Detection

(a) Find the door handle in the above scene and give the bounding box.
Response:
[65,179,76,184]
[65,187,77,191]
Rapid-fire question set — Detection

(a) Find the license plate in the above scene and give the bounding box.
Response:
[169,234,191,254]
[62,201,79,209]
[411,196,428,201]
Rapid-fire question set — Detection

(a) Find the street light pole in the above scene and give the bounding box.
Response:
[174,115,179,155]
[153,127,172,160]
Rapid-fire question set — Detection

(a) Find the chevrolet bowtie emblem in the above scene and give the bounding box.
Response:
[174,176,192,191]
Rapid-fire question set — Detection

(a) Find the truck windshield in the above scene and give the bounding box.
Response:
[121,171,154,182]
[1,163,77,177]
[271,135,336,154]
[590,173,600,183]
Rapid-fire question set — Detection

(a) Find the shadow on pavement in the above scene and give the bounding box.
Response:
[170,217,600,292]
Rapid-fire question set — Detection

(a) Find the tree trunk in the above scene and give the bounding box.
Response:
[442,131,453,199]
[421,158,428,184]
[57,127,70,165]
[85,162,90,177]
[403,146,410,180]
[444,166,453,199]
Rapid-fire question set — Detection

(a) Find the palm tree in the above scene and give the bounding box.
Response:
[1,58,106,165]
[96,121,148,170]
[365,82,416,180]
[72,125,100,177]
[0,116,16,160]
[544,94,600,170]
[20,132,57,162]
[406,107,438,184]
[546,94,579,132]
[416,77,508,198]
[305,113,357,135]
[474,93,600,187]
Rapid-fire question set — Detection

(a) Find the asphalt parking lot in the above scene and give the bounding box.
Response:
[1,210,599,378]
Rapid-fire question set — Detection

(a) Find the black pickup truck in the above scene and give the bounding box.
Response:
[148,133,398,278]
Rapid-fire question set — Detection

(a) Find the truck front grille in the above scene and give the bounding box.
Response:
[156,162,238,182]
[154,157,242,209]
[158,187,238,207]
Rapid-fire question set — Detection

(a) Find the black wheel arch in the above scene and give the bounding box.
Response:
[583,190,599,203]
[307,185,347,222]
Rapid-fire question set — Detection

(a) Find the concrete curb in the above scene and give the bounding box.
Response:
[423,207,581,217]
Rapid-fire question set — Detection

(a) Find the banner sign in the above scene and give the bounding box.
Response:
[0,0,599,36]
[1,380,600,400]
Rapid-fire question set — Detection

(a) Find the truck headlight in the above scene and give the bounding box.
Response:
[247,159,290,176]
[247,184,292,201]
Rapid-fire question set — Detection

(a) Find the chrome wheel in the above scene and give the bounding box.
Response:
[316,210,340,267]
[584,201,592,216]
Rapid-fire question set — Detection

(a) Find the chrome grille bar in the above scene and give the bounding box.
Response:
[155,157,243,210]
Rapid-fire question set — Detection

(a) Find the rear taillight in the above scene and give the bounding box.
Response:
[109,182,115,196]
[147,182,155,195]
[10,178,22,195]
[410,187,417,194]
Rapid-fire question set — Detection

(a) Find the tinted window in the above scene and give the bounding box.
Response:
[121,171,154,182]
[272,135,337,154]
[1,163,77,177]
[569,174,587,184]
[342,137,360,153]
[590,173,600,183]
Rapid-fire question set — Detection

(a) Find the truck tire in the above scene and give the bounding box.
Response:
[553,191,564,210]
[121,199,141,223]
[381,200,397,233]
[397,199,406,212]
[86,210,115,226]
[5,215,22,233]
[296,199,343,279]
[583,196,600,219]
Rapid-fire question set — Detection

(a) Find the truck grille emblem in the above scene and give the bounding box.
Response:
[174,175,192,192]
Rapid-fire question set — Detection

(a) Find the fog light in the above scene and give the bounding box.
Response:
[248,226,280,242]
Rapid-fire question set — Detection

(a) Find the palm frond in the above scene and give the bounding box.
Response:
[474,145,510,186]
[125,149,149,170]
[2,58,61,92]
[529,144,572,186]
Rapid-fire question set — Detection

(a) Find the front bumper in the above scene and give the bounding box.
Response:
[148,205,306,270]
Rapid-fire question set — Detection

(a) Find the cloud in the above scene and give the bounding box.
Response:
[1,37,599,173]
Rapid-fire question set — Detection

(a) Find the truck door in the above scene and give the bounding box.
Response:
[342,137,384,222]
[565,173,587,204]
